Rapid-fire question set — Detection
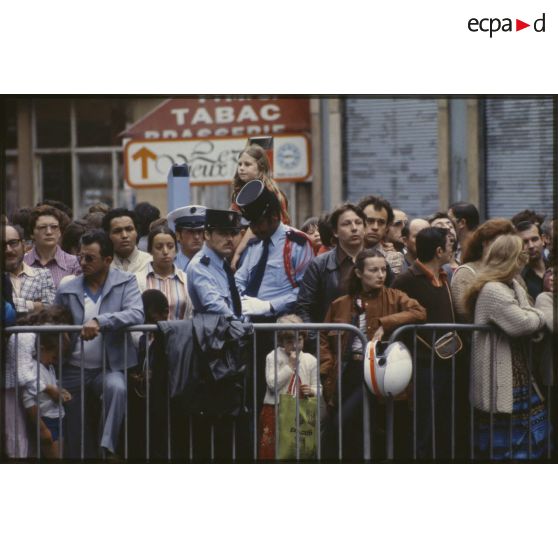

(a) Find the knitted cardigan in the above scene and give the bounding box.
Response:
[471,279,545,413]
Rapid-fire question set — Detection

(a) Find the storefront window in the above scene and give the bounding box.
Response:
[5,157,18,216]
[41,154,72,211]
[78,153,113,217]
[75,98,130,147]
[35,99,71,148]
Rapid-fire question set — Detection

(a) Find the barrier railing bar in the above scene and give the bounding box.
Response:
[80,338,85,461]
[316,330,321,462]
[273,330,279,461]
[102,337,106,460]
[252,330,257,460]
[35,334,41,459]
[336,333,342,462]
[58,332,63,460]
[124,335,128,460]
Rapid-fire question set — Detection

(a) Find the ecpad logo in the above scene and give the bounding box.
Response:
[468,13,546,37]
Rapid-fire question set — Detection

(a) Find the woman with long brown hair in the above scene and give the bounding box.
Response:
[464,234,548,460]
[320,248,426,460]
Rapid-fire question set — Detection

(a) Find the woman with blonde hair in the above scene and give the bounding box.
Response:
[229,144,290,270]
[465,234,548,460]
[451,218,516,322]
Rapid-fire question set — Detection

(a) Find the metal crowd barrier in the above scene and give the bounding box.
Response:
[2,322,375,463]
[387,323,554,462]
[2,322,553,462]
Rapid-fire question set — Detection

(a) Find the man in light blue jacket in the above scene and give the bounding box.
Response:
[55,230,144,460]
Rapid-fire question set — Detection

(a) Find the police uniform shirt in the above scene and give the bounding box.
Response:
[235,222,314,315]
[175,250,191,273]
[186,244,235,316]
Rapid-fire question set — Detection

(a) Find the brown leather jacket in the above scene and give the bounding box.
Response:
[319,287,426,406]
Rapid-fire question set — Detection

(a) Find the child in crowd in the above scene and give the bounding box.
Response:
[21,329,72,459]
[128,289,170,460]
[229,143,290,270]
[258,314,321,459]
[133,289,169,397]
[301,216,322,255]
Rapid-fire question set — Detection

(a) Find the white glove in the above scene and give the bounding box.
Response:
[241,296,272,316]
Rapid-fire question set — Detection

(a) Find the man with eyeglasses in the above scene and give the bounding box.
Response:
[23,205,81,288]
[4,224,55,315]
[358,195,405,277]
[54,229,144,460]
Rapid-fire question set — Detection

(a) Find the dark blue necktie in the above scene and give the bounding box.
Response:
[244,238,271,297]
[223,260,242,317]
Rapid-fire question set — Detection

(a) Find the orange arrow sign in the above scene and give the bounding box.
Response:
[132,146,157,179]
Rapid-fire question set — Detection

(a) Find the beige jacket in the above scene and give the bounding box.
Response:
[471,279,545,413]
[450,261,482,323]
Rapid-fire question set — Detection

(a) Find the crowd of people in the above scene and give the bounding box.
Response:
[1,142,556,462]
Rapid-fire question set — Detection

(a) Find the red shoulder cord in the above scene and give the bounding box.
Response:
[283,228,313,289]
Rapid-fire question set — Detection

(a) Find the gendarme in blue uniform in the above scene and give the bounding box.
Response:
[187,244,235,316]
[175,251,191,273]
[235,222,313,316]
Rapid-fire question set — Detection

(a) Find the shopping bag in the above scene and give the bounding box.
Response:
[277,394,318,460]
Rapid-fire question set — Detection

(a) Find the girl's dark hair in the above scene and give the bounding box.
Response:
[301,216,318,233]
[347,249,386,296]
[141,289,169,323]
[147,225,177,253]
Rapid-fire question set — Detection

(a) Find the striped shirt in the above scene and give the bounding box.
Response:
[24,245,81,288]
[135,263,193,320]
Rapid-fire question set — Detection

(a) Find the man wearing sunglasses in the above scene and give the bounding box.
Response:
[3,224,55,315]
[54,230,144,460]
[385,209,408,250]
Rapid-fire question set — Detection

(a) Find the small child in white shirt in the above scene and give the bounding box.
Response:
[22,332,72,459]
[258,314,321,460]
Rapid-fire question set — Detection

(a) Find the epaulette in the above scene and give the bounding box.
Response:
[200,255,210,266]
[286,228,311,246]
[247,237,260,247]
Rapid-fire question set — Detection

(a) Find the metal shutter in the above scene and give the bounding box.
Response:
[343,98,439,218]
[484,98,554,219]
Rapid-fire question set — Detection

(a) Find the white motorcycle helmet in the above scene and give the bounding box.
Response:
[364,340,413,398]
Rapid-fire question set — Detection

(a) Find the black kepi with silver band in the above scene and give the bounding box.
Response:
[235,179,280,223]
